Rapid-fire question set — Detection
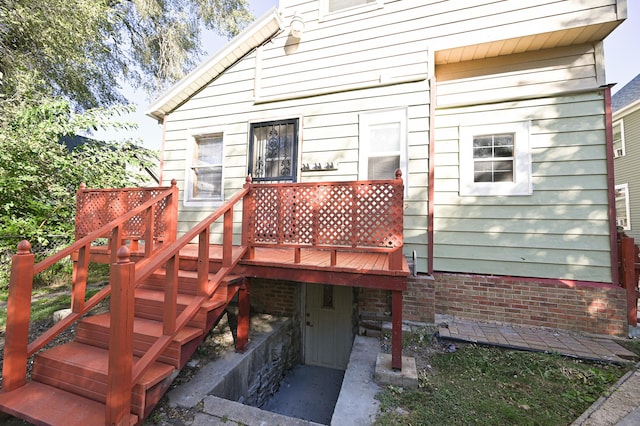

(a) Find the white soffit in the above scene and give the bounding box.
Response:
[146,7,284,121]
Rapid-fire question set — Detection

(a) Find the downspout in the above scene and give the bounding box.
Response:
[603,84,620,285]
[428,76,436,275]
[159,114,168,185]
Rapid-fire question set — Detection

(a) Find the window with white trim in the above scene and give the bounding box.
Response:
[359,109,407,184]
[615,183,631,230]
[184,133,223,206]
[459,122,532,196]
[320,0,382,19]
[613,120,625,158]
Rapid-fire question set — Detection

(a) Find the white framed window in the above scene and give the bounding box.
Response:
[615,183,631,230]
[320,0,382,20]
[613,119,625,158]
[359,108,407,185]
[184,132,224,207]
[459,121,532,196]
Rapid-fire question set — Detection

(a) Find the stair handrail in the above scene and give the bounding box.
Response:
[122,182,252,393]
[2,182,178,393]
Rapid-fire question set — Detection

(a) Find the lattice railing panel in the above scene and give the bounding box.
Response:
[76,188,170,241]
[354,182,403,248]
[316,184,355,246]
[247,177,403,249]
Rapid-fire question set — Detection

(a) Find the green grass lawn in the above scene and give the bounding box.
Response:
[375,335,640,426]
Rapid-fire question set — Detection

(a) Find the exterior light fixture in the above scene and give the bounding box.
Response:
[290,12,304,39]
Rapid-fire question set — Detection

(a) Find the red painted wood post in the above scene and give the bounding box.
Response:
[223,207,233,268]
[621,236,638,326]
[236,278,250,352]
[164,255,179,336]
[106,246,134,425]
[71,244,89,313]
[242,176,255,260]
[143,204,155,257]
[198,228,211,296]
[391,290,403,370]
[166,179,179,244]
[2,240,35,391]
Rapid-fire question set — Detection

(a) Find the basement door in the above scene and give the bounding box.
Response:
[304,284,353,370]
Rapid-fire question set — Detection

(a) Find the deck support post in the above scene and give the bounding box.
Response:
[236,279,250,352]
[620,235,638,326]
[106,246,134,426]
[2,241,34,391]
[391,290,403,371]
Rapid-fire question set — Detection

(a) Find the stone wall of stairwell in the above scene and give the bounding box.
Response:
[434,272,628,336]
[209,314,301,408]
[357,275,436,336]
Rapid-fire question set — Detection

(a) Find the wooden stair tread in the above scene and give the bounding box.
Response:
[37,342,175,388]
[80,313,203,344]
[135,287,199,305]
[0,382,137,426]
[202,290,228,310]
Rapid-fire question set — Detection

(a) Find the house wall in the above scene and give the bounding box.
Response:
[434,58,612,283]
[434,272,627,336]
[156,0,627,335]
[614,107,640,241]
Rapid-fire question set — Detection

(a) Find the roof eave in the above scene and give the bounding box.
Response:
[146,7,284,121]
[613,98,640,119]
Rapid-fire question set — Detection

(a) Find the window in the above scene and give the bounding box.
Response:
[459,122,532,196]
[613,120,625,158]
[615,183,631,230]
[249,119,299,183]
[185,133,224,206]
[328,0,376,13]
[359,109,407,183]
[320,0,382,19]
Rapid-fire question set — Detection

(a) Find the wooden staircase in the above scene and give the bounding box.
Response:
[0,260,247,425]
[0,182,252,425]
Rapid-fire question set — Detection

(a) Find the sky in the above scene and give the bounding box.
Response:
[95,0,640,151]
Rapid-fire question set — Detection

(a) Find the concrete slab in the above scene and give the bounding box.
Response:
[572,368,640,426]
[374,353,418,390]
[262,365,344,424]
[331,336,382,426]
[196,396,323,426]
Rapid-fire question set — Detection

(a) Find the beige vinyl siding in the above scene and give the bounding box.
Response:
[436,44,600,107]
[161,45,430,268]
[433,91,611,282]
[262,0,618,101]
[157,0,622,276]
[614,108,640,241]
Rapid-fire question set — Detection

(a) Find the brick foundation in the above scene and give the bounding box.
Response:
[357,275,436,333]
[248,278,299,317]
[434,272,628,336]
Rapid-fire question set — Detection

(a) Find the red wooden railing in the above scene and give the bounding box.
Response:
[2,172,407,423]
[2,182,179,393]
[243,169,405,270]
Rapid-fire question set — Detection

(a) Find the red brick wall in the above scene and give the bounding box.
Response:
[248,278,299,317]
[434,272,628,336]
[357,275,436,324]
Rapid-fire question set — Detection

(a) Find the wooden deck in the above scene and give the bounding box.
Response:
[179,244,409,290]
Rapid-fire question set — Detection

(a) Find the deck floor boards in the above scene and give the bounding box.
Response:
[177,244,409,286]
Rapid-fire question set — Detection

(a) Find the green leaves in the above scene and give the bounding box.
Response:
[0,0,253,108]
[0,97,157,250]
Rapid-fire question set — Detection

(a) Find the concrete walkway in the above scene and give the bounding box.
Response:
[438,319,638,364]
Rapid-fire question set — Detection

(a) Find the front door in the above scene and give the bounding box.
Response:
[304,284,354,370]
